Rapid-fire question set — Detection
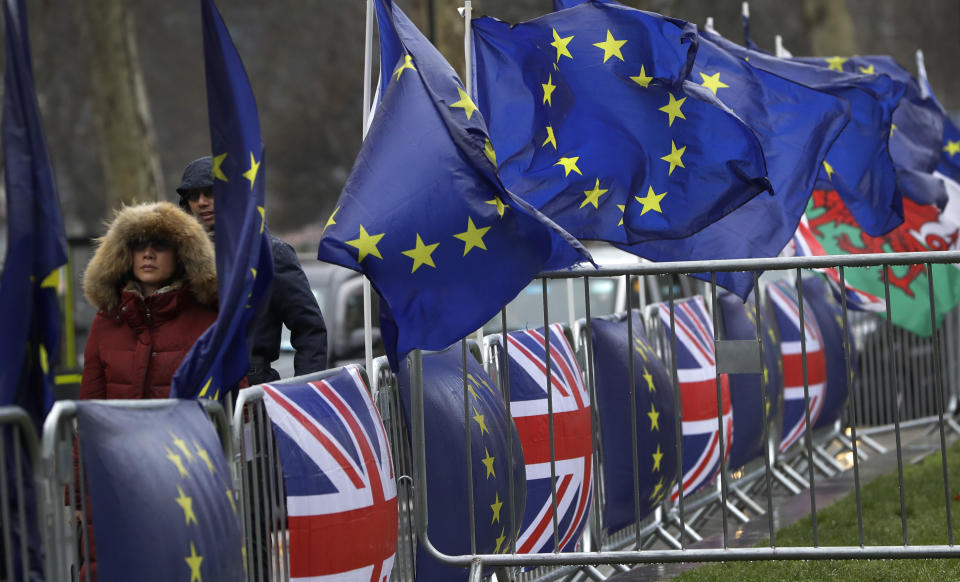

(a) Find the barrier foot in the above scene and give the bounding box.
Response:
[654,524,684,549]
[669,514,704,543]
[806,448,839,477]
[834,433,869,462]
[494,566,515,582]
[814,444,847,473]
[858,433,888,455]
[725,499,750,524]
[730,485,766,516]
[774,463,809,491]
[583,564,608,581]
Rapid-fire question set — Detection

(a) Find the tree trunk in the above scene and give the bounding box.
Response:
[78,0,164,208]
[803,0,856,57]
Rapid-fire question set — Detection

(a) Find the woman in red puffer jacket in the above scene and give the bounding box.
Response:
[80,201,219,399]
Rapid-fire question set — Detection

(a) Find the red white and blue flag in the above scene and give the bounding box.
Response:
[504,324,593,554]
[262,365,398,582]
[655,296,732,502]
[768,279,828,452]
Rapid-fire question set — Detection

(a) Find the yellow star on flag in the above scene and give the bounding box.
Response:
[858,64,875,75]
[402,234,440,273]
[647,403,660,431]
[484,138,497,166]
[491,492,503,523]
[643,370,655,392]
[593,30,627,63]
[543,126,558,150]
[472,407,490,435]
[944,140,960,157]
[494,528,507,553]
[822,160,835,181]
[699,71,729,95]
[194,442,215,474]
[171,433,195,462]
[186,541,204,582]
[660,140,686,175]
[825,56,848,71]
[542,74,557,106]
[890,123,898,136]
[486,196,508,218]
[212,152,228,182]
[393,54,416,79]
[226,487,238,515]
[617,204,625,226]
[242,152,261,189]
[635,186,667,216]
[257,206,266,234]
[630,65,653,88]
[652,444,663,471]
[550,28,574,62]
[453,217,491,256]
[481,448,496,478]
[346,225,385,263]
[176,486,198,525]
[649,477,664,501]
[450,87,478,120]
[323,206,339,233]
[580,178,608,209]
[166,447,189,478]
[555,156,582,177]
[658,93,686,126]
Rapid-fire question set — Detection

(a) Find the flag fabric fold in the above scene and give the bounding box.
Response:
[261,366,398,581]
[472,1,772,246]
[318,0,588,370]
[171,0,274,401]
[77,401,244,580]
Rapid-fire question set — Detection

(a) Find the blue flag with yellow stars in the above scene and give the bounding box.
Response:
[0,0,67,424]
[701,29,906,237]
[614,24,850,298]
[171,0,273,401]
[473,1,772,246]
[398,346,526,581]
[318,0,588,370]
[793,54,947,209]
[589,311,677,536]
[76,401,244,580]
[940,117,960,184]
[717,291,783,470]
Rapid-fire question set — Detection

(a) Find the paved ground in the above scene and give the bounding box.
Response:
[605,421,957,581]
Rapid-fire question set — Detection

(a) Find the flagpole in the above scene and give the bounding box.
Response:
[915,50,930,99]
[362,0,375,379]
[461,0,485,346]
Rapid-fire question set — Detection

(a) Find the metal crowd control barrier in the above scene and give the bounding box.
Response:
[37,398,232,582]
[403,250,960,579]
[0,407,43,582]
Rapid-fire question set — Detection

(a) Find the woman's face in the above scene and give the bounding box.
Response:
[131,239,178,294]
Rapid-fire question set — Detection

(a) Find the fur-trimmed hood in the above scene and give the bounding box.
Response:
[83,202,217,312]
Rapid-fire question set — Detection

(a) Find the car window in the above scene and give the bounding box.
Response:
[482,277,619,333]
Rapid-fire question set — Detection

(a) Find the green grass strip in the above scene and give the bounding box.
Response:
[674,439,960,581]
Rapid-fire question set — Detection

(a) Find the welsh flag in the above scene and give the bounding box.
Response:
[796,181,960,336]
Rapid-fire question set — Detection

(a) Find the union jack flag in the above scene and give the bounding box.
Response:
[262,365,398,582]
[768,279,827,452]
[655,296,732,502]
[503,324,593,554]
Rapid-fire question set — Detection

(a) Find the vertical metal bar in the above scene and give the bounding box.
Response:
[582,276,603,554]
[709,272,730,547]
[883,264,910,546]
[77,425,92,582]
[411,350,432,547]
[0,429,13,582]
[626,275,642,549]
[251,404,266,582]
[795,268,818,546]
[668,275,687,546]
[839,267,866,547]
[13,429,28,582]
[462,339,477,555]
[501,308,518,554]
[542,278,560,551]
[238,402,254,579]
[273,417,291,579]
[753,271,776,546]
[927,264,954,544]
[262,399,282,579]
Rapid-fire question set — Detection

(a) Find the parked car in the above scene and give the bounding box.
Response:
[275,258,383,378]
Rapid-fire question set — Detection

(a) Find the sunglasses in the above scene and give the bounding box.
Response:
[129,237,174,253]
[181,188,213,203]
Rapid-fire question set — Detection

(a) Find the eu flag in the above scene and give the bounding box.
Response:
[938,116,960,184]
[472,1,771,246]
[615,26,849,297]
[77,401,244,580]
[793,54,947,209]
[318,0,587,369]
[702,29,906,237]
[0,0,67,423]
[397,346,526,581]
[171,0,274,400]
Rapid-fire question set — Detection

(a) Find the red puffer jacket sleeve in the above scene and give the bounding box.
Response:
[79,315,108,400]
